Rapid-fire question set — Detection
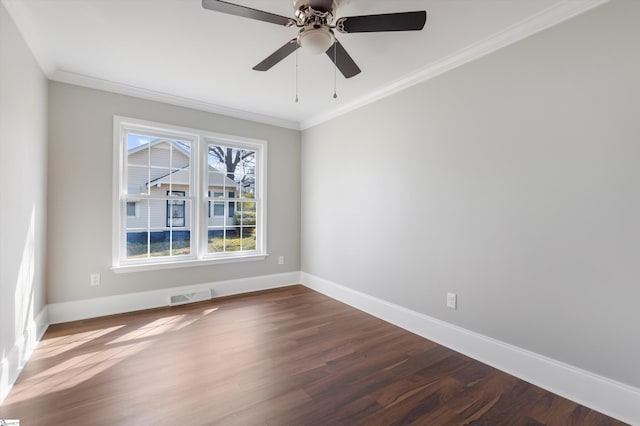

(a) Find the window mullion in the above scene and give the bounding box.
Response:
[195,138,205,260]
[169,141,173,257]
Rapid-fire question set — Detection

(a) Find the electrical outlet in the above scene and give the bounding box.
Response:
[90,273,101,286]
[278,256,284,265]
[447,292,457,309]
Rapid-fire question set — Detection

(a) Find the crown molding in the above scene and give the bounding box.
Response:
[50,70,301,131]
[5,0,608,132]
[300,0,610,130]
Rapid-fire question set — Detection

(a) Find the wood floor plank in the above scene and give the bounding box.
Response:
[0,285,627,425]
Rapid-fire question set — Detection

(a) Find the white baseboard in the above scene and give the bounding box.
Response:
[8,273,637,424]
[0,305,49,405]
[48,271,301,324]
[300,272,640,425]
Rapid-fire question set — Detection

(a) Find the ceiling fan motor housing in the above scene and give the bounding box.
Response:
[293,0,337,25]
[293,0,339,17]
[293,0,338,54]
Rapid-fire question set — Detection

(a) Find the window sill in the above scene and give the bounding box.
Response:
[112,253,269,274]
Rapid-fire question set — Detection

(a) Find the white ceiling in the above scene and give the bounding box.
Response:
[4,0,605,129]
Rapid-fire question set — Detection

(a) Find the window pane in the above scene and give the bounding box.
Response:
[241,227,257,250]
[237,149,256,198]
[126,199,149,259]
[127,134,151,166]
[207,145,227,173]
[208,170,232,192]
[171,230,191,256]
[149,199,165,231]
[165,192,187,228]
[208,144,240,197]
[207,229,224,253]
[127,165,148,195]
[127,231,149,259]
[126,202,136,217]
[224,229,240,252]
[237,202,256,226]
[228,193,235,218]
[148,232,171,258]
[213,202,224,217]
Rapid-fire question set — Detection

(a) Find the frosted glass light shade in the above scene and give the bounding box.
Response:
[299,28,335,55]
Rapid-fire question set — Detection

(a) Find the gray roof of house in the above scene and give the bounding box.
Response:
[148,166,238,188]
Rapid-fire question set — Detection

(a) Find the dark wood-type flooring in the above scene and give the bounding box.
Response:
[0,285,626,425]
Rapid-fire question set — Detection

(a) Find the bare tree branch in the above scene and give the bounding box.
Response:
[208,147,255,182]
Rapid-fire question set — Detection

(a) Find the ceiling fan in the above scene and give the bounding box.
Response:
[202,0,427,79]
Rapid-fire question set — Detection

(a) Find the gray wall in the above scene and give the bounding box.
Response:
[47,82,300,303]
[0,1,48,375]
[301,0,640,388]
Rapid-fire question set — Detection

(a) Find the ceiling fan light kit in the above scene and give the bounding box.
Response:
[298,27,335,55]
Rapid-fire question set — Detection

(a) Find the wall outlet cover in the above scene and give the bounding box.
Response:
[90,273,101,286]
[447,292,457,309]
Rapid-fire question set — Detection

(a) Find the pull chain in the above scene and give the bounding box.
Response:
[295,48,299,103]
[333,42,338,99]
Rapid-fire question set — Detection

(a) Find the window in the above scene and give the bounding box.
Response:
[113,116,266,271]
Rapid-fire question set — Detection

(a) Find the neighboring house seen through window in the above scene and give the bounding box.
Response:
[209,191,224,217]
[113,116,266,270]
[126,202,137,217]
[166,190,186,227]
[228,191,235,218]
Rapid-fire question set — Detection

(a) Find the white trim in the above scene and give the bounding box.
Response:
[47,271,300,324]
[112,116,124,269]
[299,0,610,130]
[0,305,49,405]
[300,272,640,425]
[51,70,300,130]
[112,253,268,274]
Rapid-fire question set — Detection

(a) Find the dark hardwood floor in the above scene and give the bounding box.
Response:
[0,285,626,425]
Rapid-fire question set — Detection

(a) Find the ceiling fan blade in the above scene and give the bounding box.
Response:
[202,0,295,26]
[336,11,426,33]
[325,40,361,79]
[253,39,299,71]
[309,0,334,13]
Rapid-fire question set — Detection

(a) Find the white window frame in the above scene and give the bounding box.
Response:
[112,116,267,273]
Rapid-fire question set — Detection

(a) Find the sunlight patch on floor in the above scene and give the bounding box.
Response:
[7,341,152,404]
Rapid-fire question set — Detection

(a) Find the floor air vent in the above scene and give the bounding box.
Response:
[169,289,213,306]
